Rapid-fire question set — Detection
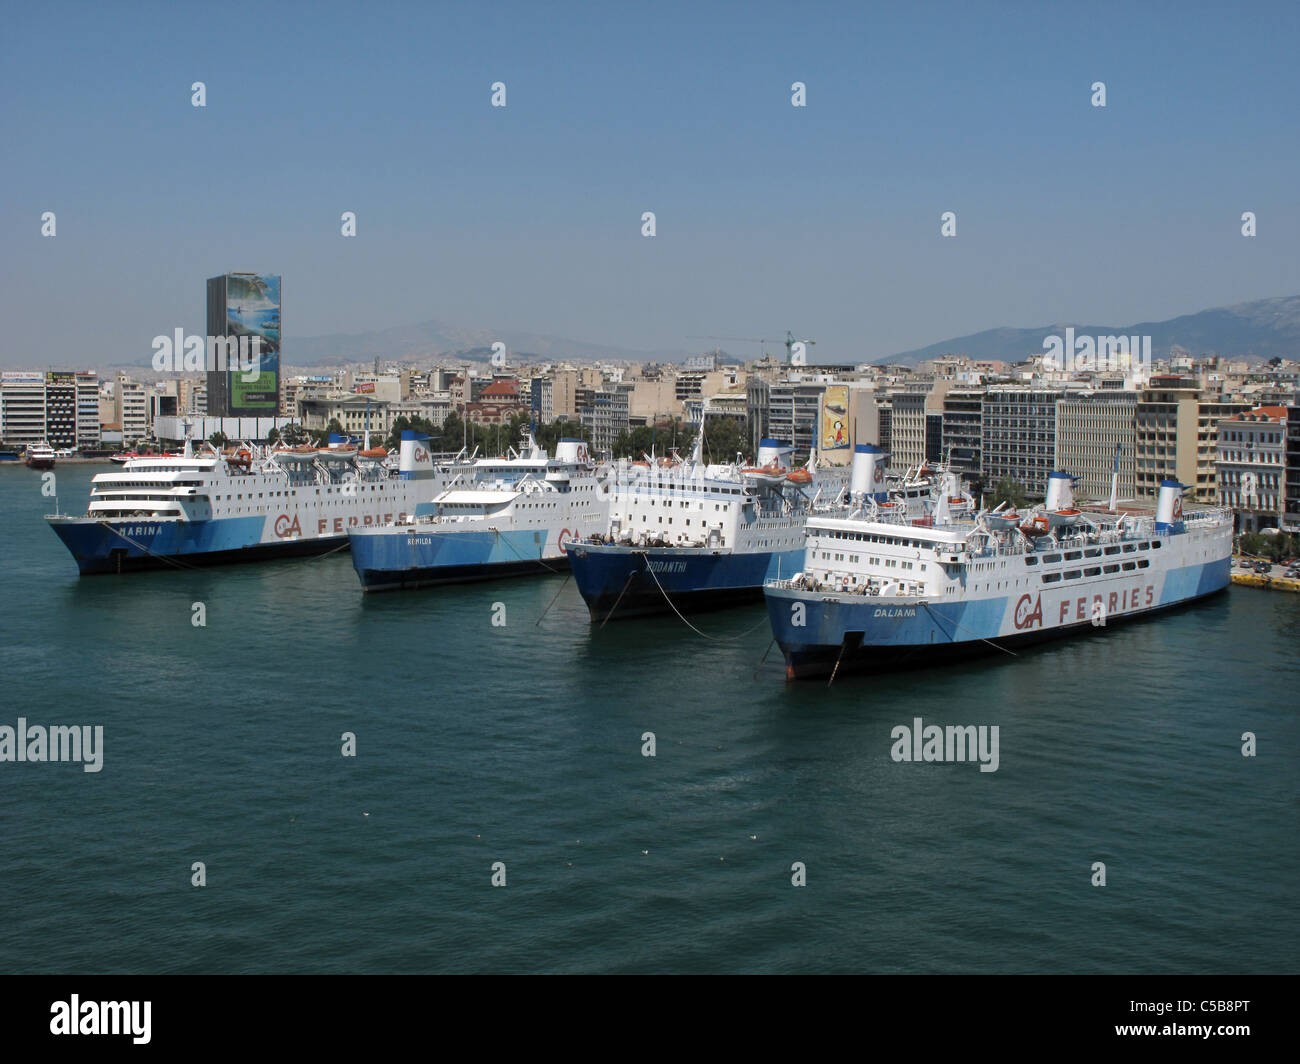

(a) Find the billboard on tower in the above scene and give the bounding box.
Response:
[206,273,280,415]
[820,384,850,451]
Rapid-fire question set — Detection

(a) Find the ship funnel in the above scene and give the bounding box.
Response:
[1155,480,1187,530]
[850,444,888,502]
[555,437,588,464]
[1045,471,1077,511]
[399,430,434,480]
[757,438,790,467]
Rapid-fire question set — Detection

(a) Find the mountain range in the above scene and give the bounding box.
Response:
[103,295,1299,374]
[878,295,1300,367]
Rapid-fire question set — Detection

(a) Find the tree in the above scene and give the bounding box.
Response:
[1240,529,1296,562]
[534,418,589,455]
[386,414,439,451]
[698,416,747,464]
[989,476,1029,509]
[266,427,281,445]
[208,431,228,448]
[281,423,308,446]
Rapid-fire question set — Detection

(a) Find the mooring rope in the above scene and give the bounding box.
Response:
[492,526,567,574]
[920,600,1016,657]
[99,522,204,571]
[640,557,772,642]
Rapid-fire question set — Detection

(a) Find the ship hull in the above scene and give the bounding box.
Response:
[45,516,348,574]
[350,527,570,591]
[568,543,805,622]
[767,556,1231,679]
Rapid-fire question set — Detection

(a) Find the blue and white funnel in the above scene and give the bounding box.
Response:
[1155,480,1187,532]
[399,430,434,480]
[1045,471,1077,511]
[850,444,888,502]
[756,438,792,468]
[555,437,588,464]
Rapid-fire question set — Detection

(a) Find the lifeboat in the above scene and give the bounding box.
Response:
[741,461,787,486]
[272,446,317,463]
[786,467,813,484]
[1046,507,1083,528]
[316,447,357,462]
[1018,514,1050,537]
[358,447,388,460]
[983,511,1022,530]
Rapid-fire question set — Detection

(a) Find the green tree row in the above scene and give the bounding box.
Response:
[610,416,748,463]
[1238,530,1298,562]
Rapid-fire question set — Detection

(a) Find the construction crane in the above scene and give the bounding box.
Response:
[685,331,815,364]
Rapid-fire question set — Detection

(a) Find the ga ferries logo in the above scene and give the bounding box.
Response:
[1013,592,1043,630]
[274,513,302,538]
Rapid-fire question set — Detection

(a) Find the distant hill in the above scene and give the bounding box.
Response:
[285,319,684,368]
[881,295,1300,366]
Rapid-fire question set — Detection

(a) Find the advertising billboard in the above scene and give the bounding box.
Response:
[820,384,850,451]
[224,273,280,413]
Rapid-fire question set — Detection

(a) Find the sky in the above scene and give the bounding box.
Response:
[3,0,1298,368]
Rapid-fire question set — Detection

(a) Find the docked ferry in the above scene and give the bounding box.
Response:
[765,456,1233,679]
[347,436,610,591]
[566,437,856,622]
[25,442,56,470]
[46,431,465,574]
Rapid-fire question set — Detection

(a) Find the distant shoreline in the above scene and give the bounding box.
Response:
[0,457,113,467]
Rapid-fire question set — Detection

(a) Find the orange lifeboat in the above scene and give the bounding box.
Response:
[1019,514,1050,537]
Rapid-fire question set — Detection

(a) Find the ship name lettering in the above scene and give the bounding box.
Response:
[1013,593,1043,630]
[1061,584,1154,623]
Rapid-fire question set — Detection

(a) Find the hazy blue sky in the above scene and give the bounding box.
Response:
[3,0,1298,368]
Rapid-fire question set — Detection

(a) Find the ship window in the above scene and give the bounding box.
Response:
[1122,544,1135,552]
[1042,553,1061,563]
[1104,545,1120,555]
[1065,551,1082,560]
[1152,540,1162,548]
[1064,570,1081,580]
[1024,556,1037,565]
[1103,563,1120,573]
[1084,567,1101,577]
[1042,572,1061,583]
[1137,558,1150,569]
[1138,542,1149,550]
[1084,548,1101,557]
[1121,561,1136,571]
